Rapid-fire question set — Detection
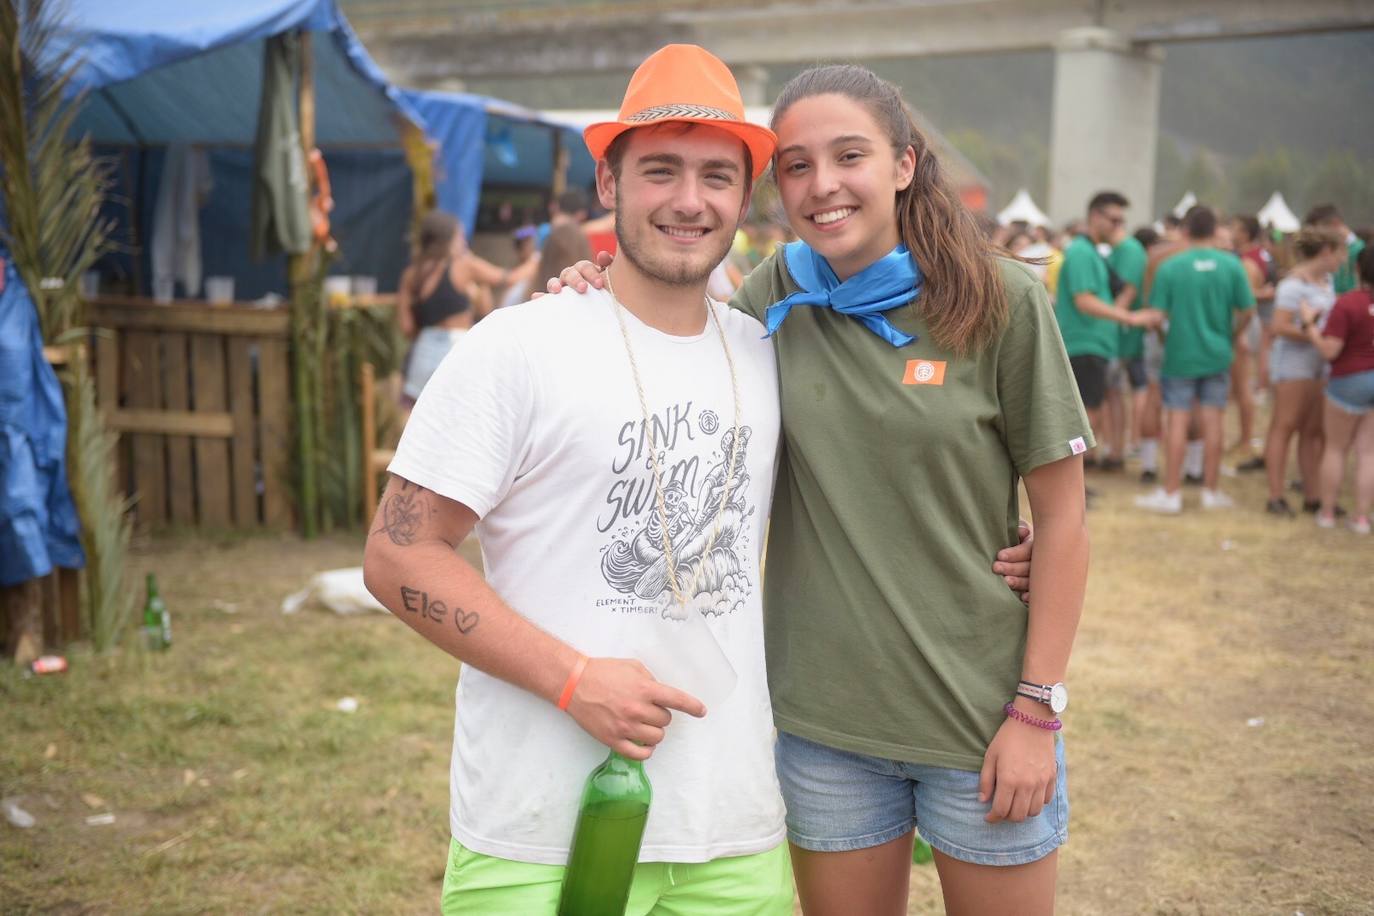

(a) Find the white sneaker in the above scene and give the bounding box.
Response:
[1201,489,1234,510]
[1350,516,1372,535]
[1315,512,1337,529]
[1136,487,1183,514]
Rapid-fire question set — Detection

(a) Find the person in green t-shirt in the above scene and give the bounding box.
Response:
[1107,232,1150,468]
[1135,205,1255,515]
[749,63,1091,916]
[1305,203,1367,295]
[1054,192,1161,463]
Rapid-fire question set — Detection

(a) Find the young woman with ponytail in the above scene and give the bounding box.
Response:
[555,63,1087,915]
[752,64,1087,916]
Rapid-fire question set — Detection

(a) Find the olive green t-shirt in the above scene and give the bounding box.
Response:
[1110,236,1149,359]
[1150,247,1255,379]
[731,253,1093,771]
[1054,235,1118,359]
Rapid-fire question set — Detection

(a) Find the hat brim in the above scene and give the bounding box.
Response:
[583,117,777,180]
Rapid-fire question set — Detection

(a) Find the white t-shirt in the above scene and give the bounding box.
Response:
[1272,275,1336,380]
[389,287,786,866]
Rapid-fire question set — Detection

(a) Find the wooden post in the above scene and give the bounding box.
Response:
[298,32,315,154]
[2,578,43,666]
[360,361,378,523]
[290,29,321,538]
[551,128,569,198]
[400,121,436,243]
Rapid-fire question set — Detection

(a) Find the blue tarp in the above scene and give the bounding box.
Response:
[0,252,85,587]
[40,2,596,299]
[53,0,422,147]
[402,90,597,234]
[400,90,487,239]
[53,1,595,201]
[45,0,422,296]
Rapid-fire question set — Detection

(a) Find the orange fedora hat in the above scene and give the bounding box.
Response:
[583,44,777,179]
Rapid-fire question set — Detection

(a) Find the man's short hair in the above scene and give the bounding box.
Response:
[1183,204,1217,240]
[603,123,754,194]
[1233,215,1260,244]
[556,188,590,217]
[1304,203,1341,227]
[1088,191,1129,214]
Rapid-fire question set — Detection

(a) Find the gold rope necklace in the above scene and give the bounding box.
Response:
[605,267,743,613]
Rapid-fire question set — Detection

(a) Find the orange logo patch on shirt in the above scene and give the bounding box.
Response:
[902,359,947,386]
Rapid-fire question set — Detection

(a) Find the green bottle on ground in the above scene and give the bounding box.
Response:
[912,835,933,864]
[557,750,651,916]
[141,573,171,651]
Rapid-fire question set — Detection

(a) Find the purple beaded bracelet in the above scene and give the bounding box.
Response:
[1004,701,1063,731]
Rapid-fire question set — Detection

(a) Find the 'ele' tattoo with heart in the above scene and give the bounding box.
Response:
[400,585,480,634]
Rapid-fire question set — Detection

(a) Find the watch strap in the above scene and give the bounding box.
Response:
[1015,684,1049,703]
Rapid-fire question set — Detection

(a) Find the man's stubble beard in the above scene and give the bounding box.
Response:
[615,208,734,289]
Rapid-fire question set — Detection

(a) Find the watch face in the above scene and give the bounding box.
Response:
[1050,683,1068,714]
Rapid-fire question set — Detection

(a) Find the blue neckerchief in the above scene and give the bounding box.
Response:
[764,241,922,347]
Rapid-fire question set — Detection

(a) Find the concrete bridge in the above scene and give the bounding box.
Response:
[349,0,1374,222]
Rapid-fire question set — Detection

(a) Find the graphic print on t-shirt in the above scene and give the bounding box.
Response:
[598,401,756,620]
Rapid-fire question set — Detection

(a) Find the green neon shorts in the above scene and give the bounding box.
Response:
[440,837,794,915]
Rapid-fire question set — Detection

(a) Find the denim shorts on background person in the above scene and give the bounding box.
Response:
[1327,369,1374,415]
[774,730,1068,867]
[1143,332,1164,384]
[1161,372,1229,410]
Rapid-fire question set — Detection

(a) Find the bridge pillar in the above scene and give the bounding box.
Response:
[1048,28,1163,227]
[735,65,770,107]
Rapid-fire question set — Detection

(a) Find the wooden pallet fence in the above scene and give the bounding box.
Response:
[91,298,293,529]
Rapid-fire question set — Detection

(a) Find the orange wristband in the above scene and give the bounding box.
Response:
[557,655,588,711]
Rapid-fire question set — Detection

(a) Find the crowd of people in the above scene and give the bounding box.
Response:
[401,181,1374,536]
[999,197,1372,534]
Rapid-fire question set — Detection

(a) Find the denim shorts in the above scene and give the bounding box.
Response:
[1270,340,1326,382]
[1327,369,1374,415]
[1143,331,1164,383]
[1161,372,1229,410]
[774,730,1068,868]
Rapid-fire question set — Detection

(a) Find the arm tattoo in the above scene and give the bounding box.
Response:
[399,585,480,634]
[372,479,430,546]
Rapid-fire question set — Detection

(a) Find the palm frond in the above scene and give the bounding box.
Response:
[1,0,130,651]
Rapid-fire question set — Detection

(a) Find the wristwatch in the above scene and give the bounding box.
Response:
[1017,680,1068,715]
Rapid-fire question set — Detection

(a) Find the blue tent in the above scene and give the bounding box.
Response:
[401,89,596,234]
[46,0,593,299]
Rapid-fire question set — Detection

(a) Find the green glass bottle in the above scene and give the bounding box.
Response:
[557,750,652,916]
[912,835,933,864]
[141,573,171,651]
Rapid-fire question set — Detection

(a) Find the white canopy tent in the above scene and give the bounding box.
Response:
[1171,191,1198,219]
[996,189,1051,227]
[1257,191,1301,233]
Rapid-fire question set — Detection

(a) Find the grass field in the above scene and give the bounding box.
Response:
[2,461,1371,914]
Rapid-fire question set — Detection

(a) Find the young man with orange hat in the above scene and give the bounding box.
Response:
[363,44,796,912]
